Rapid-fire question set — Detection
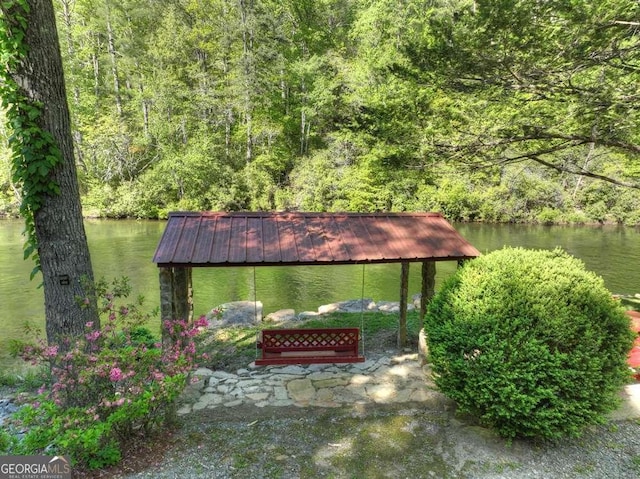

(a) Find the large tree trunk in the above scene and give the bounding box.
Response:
[10,0,98,344]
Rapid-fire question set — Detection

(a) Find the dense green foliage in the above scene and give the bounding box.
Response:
[424,247,634,439]
[1,0,639,222]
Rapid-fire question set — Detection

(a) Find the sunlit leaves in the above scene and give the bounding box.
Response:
[417,0,640,189]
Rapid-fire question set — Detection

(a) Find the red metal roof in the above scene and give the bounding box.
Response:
[152,212,480,267]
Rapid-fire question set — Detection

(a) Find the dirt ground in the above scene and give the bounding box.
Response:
[82,329,640,479]
[83,396,640,479]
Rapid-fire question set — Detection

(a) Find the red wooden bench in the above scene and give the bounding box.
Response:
[255,327,365,366]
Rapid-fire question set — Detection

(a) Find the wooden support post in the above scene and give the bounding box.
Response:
[420,261,436,321]
[160,267,193,345]
[187,267,193,321]
[159,267,174,345]
[173,267,193,322]
[398,261,410,348]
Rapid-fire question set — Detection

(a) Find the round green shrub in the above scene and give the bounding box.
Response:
[424,247,634,440]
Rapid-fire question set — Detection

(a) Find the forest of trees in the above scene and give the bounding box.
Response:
[2,0,640,224]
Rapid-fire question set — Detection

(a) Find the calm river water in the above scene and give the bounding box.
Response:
[1,219,639,371]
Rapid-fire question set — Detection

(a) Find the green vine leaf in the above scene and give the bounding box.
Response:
[0,0,63,278]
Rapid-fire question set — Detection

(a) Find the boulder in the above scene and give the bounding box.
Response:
[377,301,400,313]
[264,309,296,323]
[418,328,428,365]
[377,301,415,313]
[412,293,422,309]
[0,398,18,427]
[318,298,375,314]
[317,303,339,314]
[208,301,263,328]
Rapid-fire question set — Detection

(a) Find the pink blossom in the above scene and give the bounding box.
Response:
[185,342,196,355]
[85,321,94,328]
[85,331,102,342]
[45,344,58,356]
[194,316,209,328]
[109,367,124,382]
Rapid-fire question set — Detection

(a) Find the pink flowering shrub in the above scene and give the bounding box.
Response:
[6,277,208,469]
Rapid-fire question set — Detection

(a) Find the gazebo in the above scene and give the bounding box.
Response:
[152,211,480,347]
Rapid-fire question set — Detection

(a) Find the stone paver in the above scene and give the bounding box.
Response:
[177,352,443,415]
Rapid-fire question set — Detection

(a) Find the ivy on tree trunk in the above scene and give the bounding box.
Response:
[0,0,99,343]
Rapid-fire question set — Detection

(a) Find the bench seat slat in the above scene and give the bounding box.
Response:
[261,344,356,352]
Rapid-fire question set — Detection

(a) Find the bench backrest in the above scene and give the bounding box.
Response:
[260,328,360,353]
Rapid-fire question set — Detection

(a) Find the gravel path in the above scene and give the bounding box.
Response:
[98,402,640,479]
[85,363,640,479]
[5,375,640,478]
